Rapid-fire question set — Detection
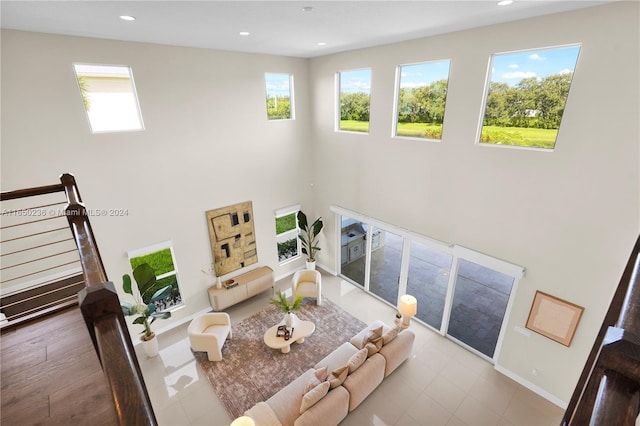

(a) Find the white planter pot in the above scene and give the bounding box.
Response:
[284,312,297,329]
[141,333,159,357]
[305,260,316,270]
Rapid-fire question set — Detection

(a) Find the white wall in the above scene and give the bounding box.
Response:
[310,2,638,404]
[1,1,638,406]
[1,30,312,326]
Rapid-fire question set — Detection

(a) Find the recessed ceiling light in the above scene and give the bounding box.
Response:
[497,0,513,5]
[302,6,313,12]
[239,31,250,36]
[317,42,327,46]
[119,15,136,21]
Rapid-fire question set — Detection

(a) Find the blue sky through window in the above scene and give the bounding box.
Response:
[340,69,371,94]
[265,73,291,97]
[490,45,581,86]
[399,60,451,88]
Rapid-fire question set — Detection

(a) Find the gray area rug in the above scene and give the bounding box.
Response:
[193,298,367,419]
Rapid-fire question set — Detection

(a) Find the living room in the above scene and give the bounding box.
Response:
[1,1,638,425]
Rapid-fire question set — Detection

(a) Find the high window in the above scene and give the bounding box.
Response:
[479,45,581,150]
[127,241,183,312]
[338,68,371,133]
[265,73,294,120]
[395,60,451,140]
[275,204,300,264]
[73,64,144,133]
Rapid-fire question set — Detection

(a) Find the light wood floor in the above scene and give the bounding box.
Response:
[1,306,117,425]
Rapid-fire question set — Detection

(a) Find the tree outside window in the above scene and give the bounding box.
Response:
[338,69,371,133]
[275,205,300,264]
[265,73,293,120]
[480,45,581,150]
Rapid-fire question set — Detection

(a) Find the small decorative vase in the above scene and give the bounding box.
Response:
[305,260,316,270]
[141,333,159,357]
[216,276,222,289]
[284,312,296,329]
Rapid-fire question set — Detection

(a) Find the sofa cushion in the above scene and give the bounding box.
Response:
[347,348,368,373]
[244,401,282,426]
[328,366,349,389]
[314,342,359,372]
[304,366,329,392]
[379,329,416,377]
[355,325,383,349]
[300,381,330,414]
[350,320,388,349]
[343,353,386,411]
[365,337,383,356]
[266,369,318,426]
[295,386,349,426]
[382,326,400,345]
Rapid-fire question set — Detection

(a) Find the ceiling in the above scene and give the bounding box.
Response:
[0,1,613,58]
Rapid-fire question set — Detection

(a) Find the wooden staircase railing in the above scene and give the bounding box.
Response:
[1,174,157,425]
[561,235,640,425]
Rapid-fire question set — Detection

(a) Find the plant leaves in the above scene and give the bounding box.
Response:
[150,285,173,303]
[123,274,132,295]
[133,316,147,325]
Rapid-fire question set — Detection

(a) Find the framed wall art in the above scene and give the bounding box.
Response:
[205,201,258,276]
[525,290,584,346]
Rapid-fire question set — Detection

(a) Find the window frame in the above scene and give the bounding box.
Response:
[336,68,372,134]
[127,240,184,313]
[264,72,295,121]
[73,62,145,134]
[274,204,301,265]
[476,44,582,152]
[393,59,451,142]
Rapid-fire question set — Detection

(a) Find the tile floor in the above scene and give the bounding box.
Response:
[136,270,564,426]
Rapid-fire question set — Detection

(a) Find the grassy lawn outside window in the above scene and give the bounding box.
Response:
[275,205,300,264]
[338,69,371,133]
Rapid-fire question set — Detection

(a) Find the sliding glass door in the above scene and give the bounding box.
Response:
[335,206,523,363]
[339,216,367,287]
[368,227,402,306]
[447,258,516,358]
[406,241,452,330]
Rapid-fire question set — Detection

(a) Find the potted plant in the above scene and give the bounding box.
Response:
[271,291,302,329]
[121,263,172,357]
[297,210,323,270]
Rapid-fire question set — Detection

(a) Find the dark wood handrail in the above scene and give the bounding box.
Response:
[562,235,640,425]
[1,174,157,425]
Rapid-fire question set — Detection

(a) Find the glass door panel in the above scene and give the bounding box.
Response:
[368,227,402,306]
[447,259,514,358]
[406,241,452,330]
[339,216,367,287]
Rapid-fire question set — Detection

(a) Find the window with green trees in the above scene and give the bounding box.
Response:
[395,60,451,140]
[338,69,371,133]
[128,242,183,311]
[480,45,581,150]
[265,73,293,120]
[275,205,300,264]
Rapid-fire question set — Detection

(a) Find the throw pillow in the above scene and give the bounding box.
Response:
[364,336,383,356]
[382,326,400,345]
[347,348,368,373]
[300,381,330,414]
[328,366,349,389]
[303,366,329,393]
[359,325,384,348]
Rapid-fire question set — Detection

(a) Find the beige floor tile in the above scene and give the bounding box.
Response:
[468,374,517,416]
[404,392,453,425]
[424,374,467,413]
[439,358,480,393]
[447,415,467,425]
[454,395,501,425]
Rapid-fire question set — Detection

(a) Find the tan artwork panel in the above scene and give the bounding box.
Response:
[206,201,258,276]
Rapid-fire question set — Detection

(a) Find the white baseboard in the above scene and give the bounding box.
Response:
[494,363,568,409]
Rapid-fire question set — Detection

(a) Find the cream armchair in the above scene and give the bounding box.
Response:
[292,269,322,305]
[188,312,232,361]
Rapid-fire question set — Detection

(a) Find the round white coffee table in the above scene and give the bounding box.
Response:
[264,319,315,353]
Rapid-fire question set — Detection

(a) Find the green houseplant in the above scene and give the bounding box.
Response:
[297,210,323,269]
[121,263,172,356]
[271,291,302,329]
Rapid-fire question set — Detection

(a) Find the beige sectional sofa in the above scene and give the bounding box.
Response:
[245,320,415,426]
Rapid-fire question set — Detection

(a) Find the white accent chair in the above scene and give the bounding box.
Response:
[188,312,232,361]
[291,269,322,305]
